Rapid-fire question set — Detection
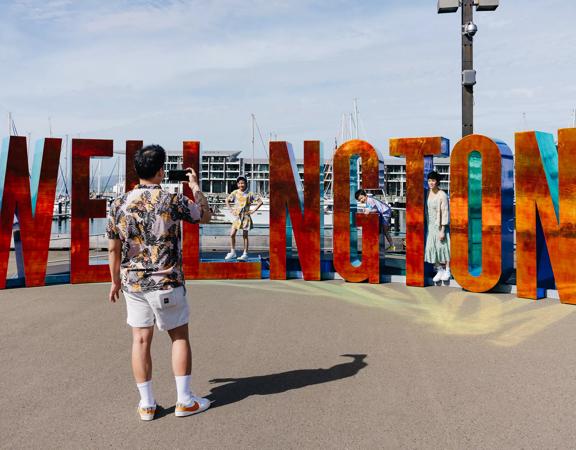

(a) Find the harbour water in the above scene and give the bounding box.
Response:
[47,219,406,253]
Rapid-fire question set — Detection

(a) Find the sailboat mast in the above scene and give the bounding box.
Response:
[27,132,31,168]
[8,112,18,136]
[354,98,359,139]
[349,113,353,140]
[65,134,69,195]
[522,112,527,129]
[118,152,124,194]
[251,113,255,192]
[97,160,101,195]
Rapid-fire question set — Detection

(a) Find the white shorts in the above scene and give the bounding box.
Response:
[122,286,189,331]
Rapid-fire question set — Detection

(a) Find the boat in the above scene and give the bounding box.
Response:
[220,197,335,227]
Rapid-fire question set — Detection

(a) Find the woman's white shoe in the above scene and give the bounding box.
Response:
[433,268,445,283]
[224,250,237,260]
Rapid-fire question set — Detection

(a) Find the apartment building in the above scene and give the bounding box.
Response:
[161,151,451,201]
[383,156,451,203]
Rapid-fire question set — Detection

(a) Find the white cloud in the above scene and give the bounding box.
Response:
[0,0,574,156]
[11,0,77,20]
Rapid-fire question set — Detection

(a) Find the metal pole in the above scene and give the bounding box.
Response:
[27,133,31,174]
[349,113,353,140]
[251,114,255,192]
[65,134,69,197]
[97,160,101,195]
[462,0,474,137]
[354,98,359,139]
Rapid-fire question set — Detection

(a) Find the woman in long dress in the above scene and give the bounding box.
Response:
[425,171,451,282]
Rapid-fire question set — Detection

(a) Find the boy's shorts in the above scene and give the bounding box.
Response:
[123,286,189,331]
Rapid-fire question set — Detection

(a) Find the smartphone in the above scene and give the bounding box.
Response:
[168,169,191,181]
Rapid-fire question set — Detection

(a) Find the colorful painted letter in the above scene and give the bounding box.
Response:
[181,141,261,279]
[125,140,143,191]
[333,140,380,283]
[0,137,61,288]
[389,137,449,286]
[70,139,113,284]
[269,141,322,280]
[450,135,514,292]
[515,129,576,303]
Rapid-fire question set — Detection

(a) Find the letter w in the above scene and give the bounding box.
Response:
[0,137,62,288]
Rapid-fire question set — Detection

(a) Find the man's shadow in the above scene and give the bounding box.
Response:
[207,354,367,409]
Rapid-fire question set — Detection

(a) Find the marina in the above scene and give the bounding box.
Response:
[3,0,576,448]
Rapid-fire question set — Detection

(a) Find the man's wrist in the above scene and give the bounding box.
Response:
[193,188,206,200]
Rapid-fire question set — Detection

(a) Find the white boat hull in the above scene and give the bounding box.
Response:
[222,203,334,226]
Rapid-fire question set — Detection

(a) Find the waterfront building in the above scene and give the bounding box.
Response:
[383,156,451,203]
[160,151,451,203]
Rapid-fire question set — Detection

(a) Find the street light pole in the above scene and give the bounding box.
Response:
[438,0,499,137]
[462,0,474,136]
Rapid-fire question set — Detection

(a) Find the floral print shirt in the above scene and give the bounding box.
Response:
[106,184,202,293]
[227,189,259,230]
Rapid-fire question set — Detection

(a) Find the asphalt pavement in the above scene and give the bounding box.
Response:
[1,279,576,449]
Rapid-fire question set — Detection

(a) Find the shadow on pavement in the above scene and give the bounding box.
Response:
[206,353,368,409]
[155,405,174,419]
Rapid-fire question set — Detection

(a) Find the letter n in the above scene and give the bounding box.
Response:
[270,141,322,280]
[515,129,576,303]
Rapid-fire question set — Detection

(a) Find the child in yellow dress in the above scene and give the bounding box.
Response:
[224,176,263,261]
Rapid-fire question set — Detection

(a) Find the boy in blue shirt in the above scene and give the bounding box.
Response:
[355,189,395,251]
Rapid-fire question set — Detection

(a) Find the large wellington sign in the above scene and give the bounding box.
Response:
[1,130,575,303]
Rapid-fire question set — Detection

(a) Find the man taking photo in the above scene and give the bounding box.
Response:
[106,144,211,421]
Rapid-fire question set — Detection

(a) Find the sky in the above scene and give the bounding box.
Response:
[0,0,575,161]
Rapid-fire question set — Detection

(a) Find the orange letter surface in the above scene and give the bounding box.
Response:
[389,137,449,286]
[450,135,514,292]
[333,140,380,283]
[181,142,261,279]
[515,129,576,303]
[269,141,322,280]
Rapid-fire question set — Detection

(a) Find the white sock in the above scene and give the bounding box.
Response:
[175,375,193,404]
[137,380,155,407]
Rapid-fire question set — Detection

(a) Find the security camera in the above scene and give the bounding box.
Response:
[463,21,478,37]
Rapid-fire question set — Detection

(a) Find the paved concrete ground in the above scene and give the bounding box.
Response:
[1,280,576,449]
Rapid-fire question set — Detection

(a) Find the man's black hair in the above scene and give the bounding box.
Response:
[354,189,367,200]
[134,145,166,180]
[237,176,247,184]
[427,171,441,182]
